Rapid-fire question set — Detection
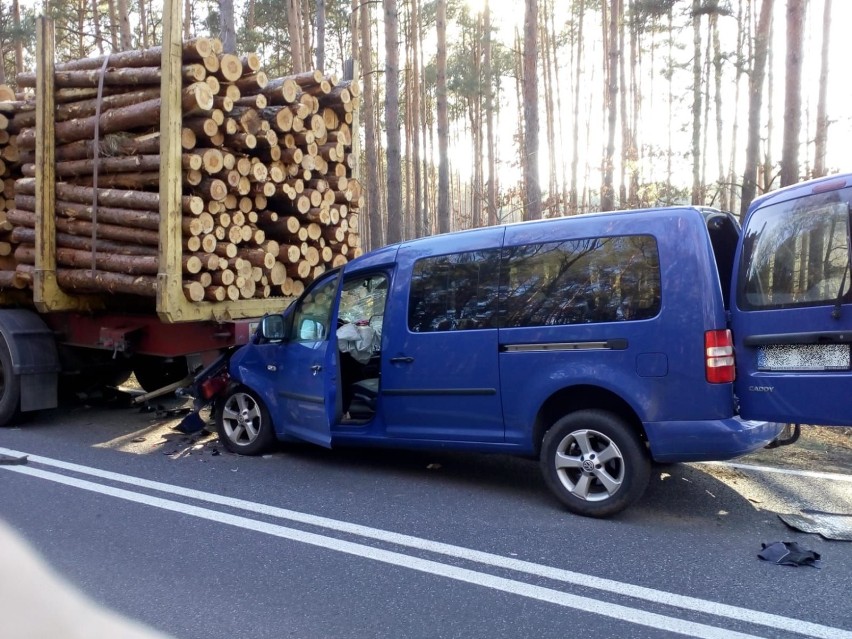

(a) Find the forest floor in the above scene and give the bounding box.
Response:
[742,425,852,475]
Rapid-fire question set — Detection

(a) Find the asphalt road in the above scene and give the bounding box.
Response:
[0,396,850,639]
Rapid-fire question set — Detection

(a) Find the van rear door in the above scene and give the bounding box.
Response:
[731,176,852,426]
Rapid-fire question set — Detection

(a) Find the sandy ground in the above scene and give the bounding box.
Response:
[742,425,852,474]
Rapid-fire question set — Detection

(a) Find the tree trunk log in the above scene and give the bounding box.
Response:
[7,208,159,245]
[14,194,160,230]
[14,244,162,275]
[10,226,159,256]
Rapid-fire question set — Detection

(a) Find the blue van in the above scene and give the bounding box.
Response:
[192,174,850,517]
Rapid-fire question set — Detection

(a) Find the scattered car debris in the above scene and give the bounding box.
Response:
[758,541,821,568]
[155,407,191,419]
[778,511,852,542]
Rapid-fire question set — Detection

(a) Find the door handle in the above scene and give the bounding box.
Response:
[310,364,322,375]
[389,356,414,364]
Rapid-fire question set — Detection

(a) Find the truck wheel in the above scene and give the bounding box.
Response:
[0,334,21,426]
[215,386,276,455]
[540,410,650,518]
[132,355,188,392]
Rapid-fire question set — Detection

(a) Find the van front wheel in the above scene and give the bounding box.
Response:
[215,386,276,455]
[540,410,650,518]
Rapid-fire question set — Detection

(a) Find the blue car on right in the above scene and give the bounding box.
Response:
[187,173,850,518]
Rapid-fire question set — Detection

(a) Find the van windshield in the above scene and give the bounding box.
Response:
[740,187,851,310]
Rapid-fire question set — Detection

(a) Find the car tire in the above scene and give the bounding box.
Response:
[0,334,21,427]
[215,386,276,455]
[540,409,650,518]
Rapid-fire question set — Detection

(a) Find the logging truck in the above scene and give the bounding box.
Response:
[0,8,362,425]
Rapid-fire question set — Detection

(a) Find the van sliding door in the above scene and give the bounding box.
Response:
[380,230,506,442]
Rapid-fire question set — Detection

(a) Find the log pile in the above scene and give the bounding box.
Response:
[0,39,362,304]
[0,85,24,284]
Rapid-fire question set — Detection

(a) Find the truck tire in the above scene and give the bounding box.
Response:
[0,334,22,427]
[132,355,189,392]
[540,409,650,518]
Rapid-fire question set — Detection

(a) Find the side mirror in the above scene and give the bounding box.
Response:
[258,314,286,341]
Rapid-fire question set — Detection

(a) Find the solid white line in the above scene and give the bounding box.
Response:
[702,461,852,483]
[1,447,849,639]
[1,464,764,639]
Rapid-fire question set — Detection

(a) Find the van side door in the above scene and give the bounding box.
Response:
[732,178,852,426]
[380,230,505,442]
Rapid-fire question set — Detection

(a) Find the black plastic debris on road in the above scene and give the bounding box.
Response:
[779,510,852,542]
[0,454,27,466]
[758,541,822,568]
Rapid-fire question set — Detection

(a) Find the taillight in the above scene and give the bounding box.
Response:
[705,329,735,383]
[200,373,229,400]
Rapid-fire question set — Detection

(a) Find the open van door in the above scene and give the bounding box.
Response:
[731,175,852,426]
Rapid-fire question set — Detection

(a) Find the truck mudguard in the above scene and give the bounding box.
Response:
[0,309,60,411]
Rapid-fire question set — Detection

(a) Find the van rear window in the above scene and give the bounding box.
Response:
[407,235,661,332]
[740,190,851,310]
[500,235,661,327]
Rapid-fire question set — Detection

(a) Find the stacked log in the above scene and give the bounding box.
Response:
[0,84,27,288]
[0,40,362,304]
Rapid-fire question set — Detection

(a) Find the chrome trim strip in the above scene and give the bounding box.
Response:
[502,341,619,353]
[382,388,496,396]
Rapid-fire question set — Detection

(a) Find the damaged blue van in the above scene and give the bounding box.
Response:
[193,173,851,517]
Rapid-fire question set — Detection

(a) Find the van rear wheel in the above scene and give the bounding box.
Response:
[540,410,650,518]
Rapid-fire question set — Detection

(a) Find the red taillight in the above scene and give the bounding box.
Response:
[705,329,735,383]
[200,373,229,400]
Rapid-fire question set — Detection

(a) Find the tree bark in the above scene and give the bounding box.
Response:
[219,0,237,54]
[484,0,497,226]
[384,0,403,244]
[780,0,805,187]
[691,1,703,205]
[288,0,304,73]
[569,0,585,214]
[15,245,161,276]
[600,0,618,212]
[117,0,133,50]
[7,208,160,245]
[316,0,326,70]
[741,0,774,219]
[436,0,451,233]
[813,0,832,177]
[11,227,159,256]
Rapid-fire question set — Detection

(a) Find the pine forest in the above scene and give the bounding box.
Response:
[0,0,847,254]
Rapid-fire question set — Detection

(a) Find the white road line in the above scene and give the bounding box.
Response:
[1,464,767,639]
[1,447,849,639]
[702,462,852,483]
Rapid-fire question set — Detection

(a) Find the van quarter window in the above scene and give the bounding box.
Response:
[500,235,661,326]
[408,249,501,332]
[741,189,851,310]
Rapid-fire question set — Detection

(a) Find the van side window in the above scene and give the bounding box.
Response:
[741,192,851,310]
[408,250,501,332]
[290,275,339,342]
[500,235,661,326]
